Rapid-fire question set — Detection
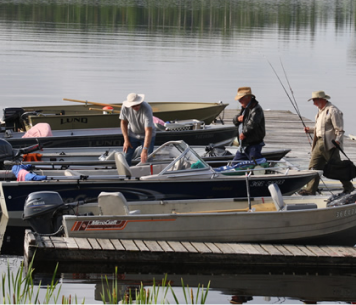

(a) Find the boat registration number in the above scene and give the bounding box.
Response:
[250,180,285,187]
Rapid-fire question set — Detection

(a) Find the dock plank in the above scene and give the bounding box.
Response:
[143,240,164,252]
[273,245,294,256]
[191,242,212,253]
[97,239,115,250]
[121,239,139,251]
[306,246,329,257]
[74,238,92,250]
[296,245,317,257]
[328,246,356,257]
[41,236,55,249]
[260,244,283,256]
[180,242,198,253]
[240,244,262,255]
[134,240,150,252]
[50,236,68,249]
[205,242,222,254]
[111,239,125,251]
[63,237,79,249]
[167,241,188,253]
[251,244,269,255]
[228,243,248,254]
[283,245,307,256]
[214,243,236,254]
[88,238,101,250]
[157,241,174,252]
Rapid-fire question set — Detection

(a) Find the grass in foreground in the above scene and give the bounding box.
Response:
[1,259,210,304]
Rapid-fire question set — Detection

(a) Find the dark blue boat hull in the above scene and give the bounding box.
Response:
[1,172,317,217]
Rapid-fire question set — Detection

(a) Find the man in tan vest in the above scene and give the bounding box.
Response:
[298,91,354,195]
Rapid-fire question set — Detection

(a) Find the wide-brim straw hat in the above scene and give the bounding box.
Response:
[123,93,145,107]
[308,91,330,101]
[234,87,255,101]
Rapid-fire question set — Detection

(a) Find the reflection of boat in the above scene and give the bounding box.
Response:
[1,124,238,149]
[1,141,317,219]
[3,101,228,131]
[88,271,356,303]
[24,181,356,246]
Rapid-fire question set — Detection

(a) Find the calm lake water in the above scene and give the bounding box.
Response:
[1,0,356,303]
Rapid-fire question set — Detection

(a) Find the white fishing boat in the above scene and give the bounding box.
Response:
[22,184,356,246]
[1,141,317,219]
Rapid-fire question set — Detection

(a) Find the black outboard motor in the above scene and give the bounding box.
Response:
[2,107,25,131]
[23,191,68,235]
[0,139,15,162]
[0,138,42,170]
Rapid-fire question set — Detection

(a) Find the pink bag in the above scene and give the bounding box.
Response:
[22,123,53,138]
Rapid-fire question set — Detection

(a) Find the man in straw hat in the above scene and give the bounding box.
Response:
[120,93,156,165]
[298,90,355,195]
[232,87,265,164]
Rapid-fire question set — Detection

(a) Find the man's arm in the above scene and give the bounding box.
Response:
[141,127,153,163]
[121,120,132,152]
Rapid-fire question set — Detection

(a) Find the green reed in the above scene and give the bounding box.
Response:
[101,267,210,304]
[2,257,209,304]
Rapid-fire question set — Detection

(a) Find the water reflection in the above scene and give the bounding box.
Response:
[37,266,356,303]
[0,0,355,33]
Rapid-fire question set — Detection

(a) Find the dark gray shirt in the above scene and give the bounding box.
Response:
[119,101,156,139]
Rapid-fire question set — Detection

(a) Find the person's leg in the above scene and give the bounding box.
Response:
[302,139,327,195]
[245,144,263,160]
[125,136,141,166]
[232,149,249,164]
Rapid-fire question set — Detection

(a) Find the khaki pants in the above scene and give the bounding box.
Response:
[304,138,354,194]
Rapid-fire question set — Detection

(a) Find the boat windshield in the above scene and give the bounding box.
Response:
[159,144,210,174]
[145,141,189,163]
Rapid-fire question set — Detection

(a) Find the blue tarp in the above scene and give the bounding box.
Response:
[11,164,47,181]
[214,158,268,173]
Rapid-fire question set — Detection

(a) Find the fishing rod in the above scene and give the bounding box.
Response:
[268,59,335,196]
[267,59,313,144]
[279,58,300,116]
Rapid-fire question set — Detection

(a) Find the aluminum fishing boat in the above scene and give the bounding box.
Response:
[2,101,228,131]
[22,184,356,246]
[0,141,318,219]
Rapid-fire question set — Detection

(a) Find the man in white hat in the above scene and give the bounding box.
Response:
[232,87,265,164]
[298,90,354,195]
[120,93,156,165]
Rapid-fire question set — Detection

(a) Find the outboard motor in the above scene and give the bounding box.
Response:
[2,107,25,131]
[0,139,15,163]
[0,138,42,170]
[23,191,68,235]
[23,191,96,235]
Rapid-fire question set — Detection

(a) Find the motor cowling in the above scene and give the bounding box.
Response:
[2,107,25,131]
[0,139,14,161]
[23,191,65,234]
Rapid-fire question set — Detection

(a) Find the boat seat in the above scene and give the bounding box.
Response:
[268,183,318,211]
[268,183,285,211]
[64,169,82,177]
[98,192,140,216]
[114,152,132,177]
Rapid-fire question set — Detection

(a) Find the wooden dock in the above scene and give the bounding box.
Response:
[23,110,356,272]
[24,230,356,273]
